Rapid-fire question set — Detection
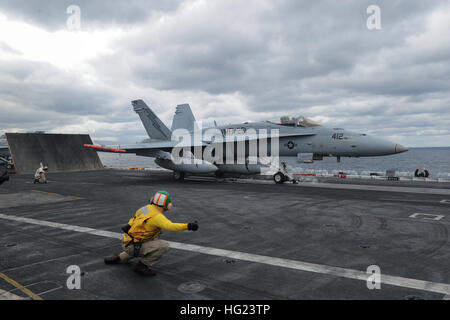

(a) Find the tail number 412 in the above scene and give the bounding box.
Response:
[332,133,344,140]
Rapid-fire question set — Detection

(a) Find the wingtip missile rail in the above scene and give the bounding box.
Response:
[83,144,127,153]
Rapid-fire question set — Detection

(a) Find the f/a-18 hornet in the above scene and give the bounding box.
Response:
[84,99,408,183]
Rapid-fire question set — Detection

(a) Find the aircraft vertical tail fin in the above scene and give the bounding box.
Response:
[132,99,172,141]
[171,104,199,132]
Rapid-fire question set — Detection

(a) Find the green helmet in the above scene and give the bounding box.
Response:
[151,190,172,208]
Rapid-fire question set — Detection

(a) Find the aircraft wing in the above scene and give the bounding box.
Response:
[85,131,315,153]
[84,140,209,157]
[84,129,316,158]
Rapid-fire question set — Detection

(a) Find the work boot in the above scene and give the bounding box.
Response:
[104,254,121,265]
[134,261,157,276]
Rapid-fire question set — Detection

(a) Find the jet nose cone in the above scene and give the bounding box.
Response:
[395,144,409,154]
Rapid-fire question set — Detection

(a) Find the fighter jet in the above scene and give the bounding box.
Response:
[84,99,408,182]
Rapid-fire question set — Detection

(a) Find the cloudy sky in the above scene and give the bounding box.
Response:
[1,0,449,147]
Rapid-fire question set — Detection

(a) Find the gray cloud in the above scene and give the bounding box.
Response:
[0,0,183,29]
[0,61,112,114]
[98,0,449,118]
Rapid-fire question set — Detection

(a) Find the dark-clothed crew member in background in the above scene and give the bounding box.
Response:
[0,170,9,186]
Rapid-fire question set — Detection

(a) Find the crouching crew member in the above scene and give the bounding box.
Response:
[104,191,198,276]
[34,162,48,184]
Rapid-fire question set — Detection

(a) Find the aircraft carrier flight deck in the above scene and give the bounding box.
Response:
[0,169,449,300]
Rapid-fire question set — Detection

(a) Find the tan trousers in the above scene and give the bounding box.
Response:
[37,172,46,183]
[119,239,169,267]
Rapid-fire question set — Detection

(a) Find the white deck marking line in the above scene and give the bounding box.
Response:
[294,182,450,195]
[1,213,450,296]
[0,288,25,300]
[409,213,445,221]
[232,179,450,195]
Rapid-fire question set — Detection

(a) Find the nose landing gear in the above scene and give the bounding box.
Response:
[273,172,288,184]
[273,162,297,184]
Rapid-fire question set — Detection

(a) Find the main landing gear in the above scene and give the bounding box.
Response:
[173,171,185,181]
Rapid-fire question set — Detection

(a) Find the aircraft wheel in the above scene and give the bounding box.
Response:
[173,171,185,181]
[215,172,225,182]
[273,172,285,184]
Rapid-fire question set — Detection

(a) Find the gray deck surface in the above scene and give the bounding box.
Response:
[0,170,449,300]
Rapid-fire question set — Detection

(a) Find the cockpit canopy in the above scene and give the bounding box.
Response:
[267,116,322,128]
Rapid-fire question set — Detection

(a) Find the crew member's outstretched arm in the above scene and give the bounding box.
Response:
[153,214,188,232]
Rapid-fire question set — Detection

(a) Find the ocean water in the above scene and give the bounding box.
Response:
[98,147,450,178]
